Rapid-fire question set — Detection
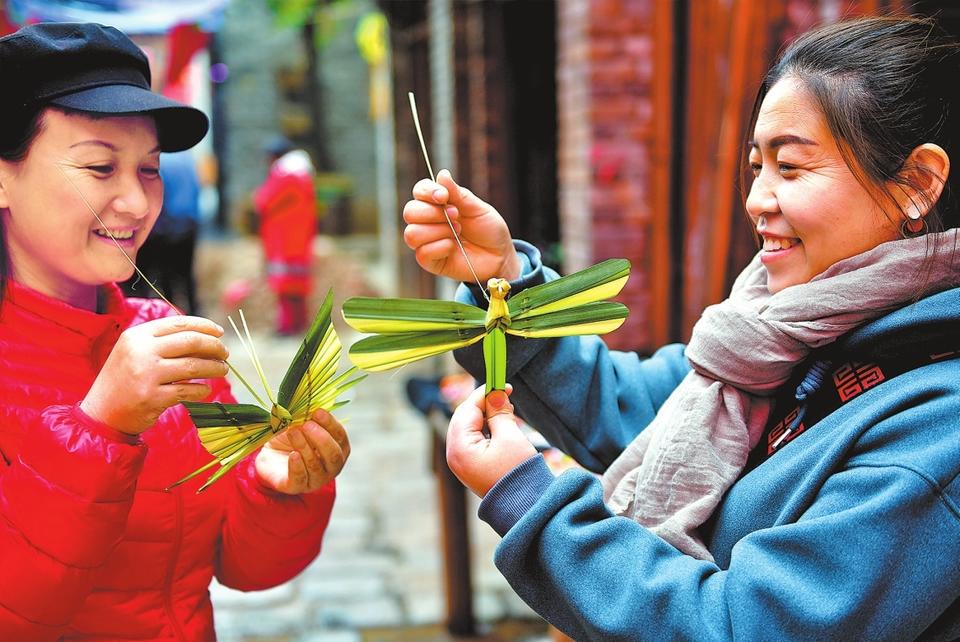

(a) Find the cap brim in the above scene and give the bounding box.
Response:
[49,84,209,152]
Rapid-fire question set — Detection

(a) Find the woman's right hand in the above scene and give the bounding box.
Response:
[403,169,521,283]
[80,316,230,435]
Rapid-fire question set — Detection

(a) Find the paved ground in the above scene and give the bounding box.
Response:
[195,236,553,642]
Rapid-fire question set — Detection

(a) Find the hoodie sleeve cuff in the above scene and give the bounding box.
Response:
[478,454,555,537]
[460,240,545,307]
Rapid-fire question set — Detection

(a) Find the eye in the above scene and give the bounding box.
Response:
[87,165,114,175]
[778,163,797,176]
[749,162,762,177]
[141,166,161,178]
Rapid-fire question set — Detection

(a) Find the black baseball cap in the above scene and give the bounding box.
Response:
[0,22,209,152]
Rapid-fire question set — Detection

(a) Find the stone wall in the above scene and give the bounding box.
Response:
[557,0,671,351]
[217,0,298,226]
[217,0,379,235]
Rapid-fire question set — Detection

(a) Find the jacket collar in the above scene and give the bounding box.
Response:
[2,280,134,359]
[839,286,960,360]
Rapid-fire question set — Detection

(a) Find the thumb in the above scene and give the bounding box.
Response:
[484,389,517,436]
[437,169,484,213]
[435,169,461,199]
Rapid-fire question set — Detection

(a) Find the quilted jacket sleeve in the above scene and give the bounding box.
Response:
[0,405,147,641]
[215,461,335,590]
[209,377,336,591]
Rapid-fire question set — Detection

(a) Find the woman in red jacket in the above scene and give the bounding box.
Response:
[0,23,349,641]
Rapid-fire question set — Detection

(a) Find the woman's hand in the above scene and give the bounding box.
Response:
[81,316,229,435]
[255,409,350,495]
[403,169,522,283]
[446,385,537,497]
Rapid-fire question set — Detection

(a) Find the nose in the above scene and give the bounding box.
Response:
[745,172,778,225]
[112,172,153,219]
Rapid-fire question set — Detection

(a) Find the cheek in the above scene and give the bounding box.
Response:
[799,205,896,273]
[146,184,165,219]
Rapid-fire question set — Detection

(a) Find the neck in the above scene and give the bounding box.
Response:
[11,264,99,311]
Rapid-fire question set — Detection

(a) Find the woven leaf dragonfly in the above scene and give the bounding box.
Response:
[170,289,365,492]
[341,258,630,393]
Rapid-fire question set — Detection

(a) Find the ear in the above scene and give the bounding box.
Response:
[895,143,950,218]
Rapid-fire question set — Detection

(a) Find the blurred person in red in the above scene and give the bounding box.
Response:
[254,136,317,336]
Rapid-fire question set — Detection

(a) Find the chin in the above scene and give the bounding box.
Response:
[765,276,791,295]
[104,266,137,285]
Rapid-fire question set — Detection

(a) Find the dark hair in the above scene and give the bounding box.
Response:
[0,107,47,303]
[744,15,960,232]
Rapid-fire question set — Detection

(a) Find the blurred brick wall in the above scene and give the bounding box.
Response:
[557,0,671,353]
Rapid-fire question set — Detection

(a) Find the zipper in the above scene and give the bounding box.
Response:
[162,489,187,642]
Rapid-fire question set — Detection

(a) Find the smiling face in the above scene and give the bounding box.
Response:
[745,77,902,294]
[0,108,162,309]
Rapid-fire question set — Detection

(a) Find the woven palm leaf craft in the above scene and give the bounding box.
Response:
[170,289,365,491]
[341,94,631,393]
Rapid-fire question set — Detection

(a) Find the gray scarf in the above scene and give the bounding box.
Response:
[602,230,960,561]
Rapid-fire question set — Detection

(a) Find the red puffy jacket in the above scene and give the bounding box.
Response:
[0,281,335,641]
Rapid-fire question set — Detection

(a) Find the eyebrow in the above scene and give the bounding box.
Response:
[747,134,818,150]
[69,140,162,154]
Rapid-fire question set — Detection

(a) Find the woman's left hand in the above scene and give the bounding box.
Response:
[446,385,538,497]
[255,409,350,494]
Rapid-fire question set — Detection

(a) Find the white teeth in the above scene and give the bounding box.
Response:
[94,228,134,240]
[763,237,796,251]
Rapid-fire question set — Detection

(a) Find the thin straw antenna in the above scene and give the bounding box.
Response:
[408,92,490,302]
[224,315,269,408]
[237,310,276,406]
[55,163,268,405]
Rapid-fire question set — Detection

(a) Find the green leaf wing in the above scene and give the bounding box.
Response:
[180,401,272,427]
[289,361,367,419]
[277,288,335,408]
[506,301,629,338]
[342,296,485,333]
[348,327,486,372]
[282,292,367,418]
[168,402,273,491]
[508,258,630,320]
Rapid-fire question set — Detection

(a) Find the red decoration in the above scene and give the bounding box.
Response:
[163,22,209,98]
[0,6,19,37]
[833,362,886,402]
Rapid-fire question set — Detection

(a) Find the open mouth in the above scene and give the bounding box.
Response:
[762,237,799,251]
[93,228,135,241]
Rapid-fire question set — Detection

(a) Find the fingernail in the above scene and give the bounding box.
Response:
[433,189,446,203]
[487,390,507,410]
